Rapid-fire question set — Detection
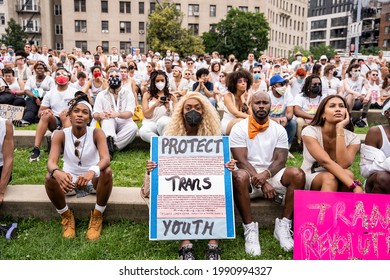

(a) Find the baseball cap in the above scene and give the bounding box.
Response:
[270,74,286,86]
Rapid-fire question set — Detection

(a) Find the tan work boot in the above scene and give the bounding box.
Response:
[60,209,76,239]
[86,209,103,241]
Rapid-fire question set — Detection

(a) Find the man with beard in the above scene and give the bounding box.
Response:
[92,68,138,160]
[230,92,305,256]
[30,67,77,162]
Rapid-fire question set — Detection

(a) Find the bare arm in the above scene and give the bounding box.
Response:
[224,93,249,118]
[0,121,14,198]
[294,105,314,120]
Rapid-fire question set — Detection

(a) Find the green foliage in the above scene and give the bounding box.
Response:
[147,3,204,56]
[360,46,382,56]
[202,8,270,61]
[0,18,27,51]
[309,44,336,61]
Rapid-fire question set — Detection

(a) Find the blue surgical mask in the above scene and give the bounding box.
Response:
[253,73,261,80]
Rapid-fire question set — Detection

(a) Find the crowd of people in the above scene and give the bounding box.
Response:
[1,43,390,260]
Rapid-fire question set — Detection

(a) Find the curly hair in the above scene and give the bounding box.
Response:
[225,69,253,94]
[164,92,222,136]
[149,70,170,99]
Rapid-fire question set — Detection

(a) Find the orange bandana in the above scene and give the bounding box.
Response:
[248,115,270,139]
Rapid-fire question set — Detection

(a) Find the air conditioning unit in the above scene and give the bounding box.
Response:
[81,28,87,32]
[102,30,108,33]
[139,30,145,35]
[194,12,199,16]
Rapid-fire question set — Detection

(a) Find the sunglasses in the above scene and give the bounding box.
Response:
[237,78,248,84]
[253,71,261,74]
[219,75,225,78]
[353,70,360,73]
[74,140,80,158]
[187,62,193,65]
[371,74,378,76]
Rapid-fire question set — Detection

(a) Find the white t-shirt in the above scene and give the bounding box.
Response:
[321,76,342,96]
[268,90,294,118]
[230,118,288,170]
[41,86,77,117]
[93,87,135,115]
[294,94,325,117]
[362,82,381,103]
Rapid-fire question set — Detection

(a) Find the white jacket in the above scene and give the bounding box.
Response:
[360,144,390,178]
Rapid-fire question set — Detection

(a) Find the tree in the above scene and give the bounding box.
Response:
[202,8,270,61]
[0,18,27,51]
[147,3,204,56]
[288,46,311,64]
[360,46,381,56]
[309,44,336,61]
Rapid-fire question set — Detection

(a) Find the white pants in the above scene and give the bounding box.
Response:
[101,118,138,150]
[139,116,171,143]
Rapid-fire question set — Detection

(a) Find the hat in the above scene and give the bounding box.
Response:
[174,66,182,73]
[270,74,286,86]
[294,51,302,58]
[320,55,328,61]
[155,52,160,56]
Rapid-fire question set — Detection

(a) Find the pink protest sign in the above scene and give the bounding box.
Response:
[294,190,390,260]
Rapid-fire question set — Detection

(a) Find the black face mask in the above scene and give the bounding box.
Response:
[185,110,203,127]
[108,76,121,89]
[229,58,235,63]
[311,84,322,96]
[129,65,135,70]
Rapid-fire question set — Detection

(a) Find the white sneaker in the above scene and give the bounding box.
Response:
[243,222,261,256]
[274,218,294,252]
[362,118,368,127]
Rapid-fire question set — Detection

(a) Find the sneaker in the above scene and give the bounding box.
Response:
[243,222,261,256]
[274,218,294,252]
[29,146,40,162]
[361,118,368,127]
[178,243,196,260]
[12,119,29,127]
[60,209,75,239]
[86,209,103,241]
[205,244,221,260]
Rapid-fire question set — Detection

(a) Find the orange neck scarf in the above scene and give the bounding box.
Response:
[248,115,270,139]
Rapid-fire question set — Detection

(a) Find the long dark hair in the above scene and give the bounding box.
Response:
[226,69,253,94]
[301,74,321,97]
[310,94,354,132]
[149,70,170,99]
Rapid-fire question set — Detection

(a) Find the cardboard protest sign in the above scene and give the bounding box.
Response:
[149,136,235,240]
[0,104,24,120]
[294,190,390,260]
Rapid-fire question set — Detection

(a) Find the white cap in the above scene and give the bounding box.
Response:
[320,55,327,60]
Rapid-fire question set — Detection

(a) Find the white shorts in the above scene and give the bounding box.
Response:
[248,168,287,199]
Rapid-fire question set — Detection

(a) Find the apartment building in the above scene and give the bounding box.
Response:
[1,0,307,58]
[379,1,390,50]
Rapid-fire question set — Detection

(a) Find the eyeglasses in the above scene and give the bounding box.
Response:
[74,140,80,158]
[237,78,248,84]
[253,71,261,74]
[219,75,225,78]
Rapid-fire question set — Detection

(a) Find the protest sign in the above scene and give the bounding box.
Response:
[294,190,390,260]
[149,136,235,240]
[0,104,24,120]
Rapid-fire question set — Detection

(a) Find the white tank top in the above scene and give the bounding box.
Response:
[62,126,99,176]
[379,125,390,158]
[0,118,6,167]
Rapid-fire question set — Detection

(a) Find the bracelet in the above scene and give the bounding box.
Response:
[88,165,100,178]
[264,169,272,179]
[336,134,345,137]
[49,168,60,179]
[348,180,362,191]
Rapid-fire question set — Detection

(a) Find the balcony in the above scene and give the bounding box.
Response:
[23,27,41,34]
[16,4,40,13]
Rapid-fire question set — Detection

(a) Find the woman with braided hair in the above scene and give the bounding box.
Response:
[45,91,113,241]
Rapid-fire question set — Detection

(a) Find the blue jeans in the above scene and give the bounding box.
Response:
[285,119,297,146]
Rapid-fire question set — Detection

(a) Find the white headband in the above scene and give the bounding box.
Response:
[382,101,390,115]
[78,101,93,113]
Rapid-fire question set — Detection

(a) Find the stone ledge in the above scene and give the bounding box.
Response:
[0,185,281,227]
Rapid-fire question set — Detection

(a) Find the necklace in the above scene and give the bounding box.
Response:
[71,130,88,166]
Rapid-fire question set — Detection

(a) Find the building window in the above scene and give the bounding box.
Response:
[210,5,216,17]
[54,4,62,15]
[0,0,4,4]
[102,41,109,52]
[239,6,248,12]
[385,26,390,34]
[74,0,86,12]
[120,1,131,13]
[150,2,156,14]
[75,20,87,32]
[102,21,109,32]
[55,24,63,35]
[139,2,144,14]
[255,7,260,13]
[120,41,132,53]
[188,24,199,35]
[386,13,390,21]
[120,21,131,33]
[0,14,5,25]
[209,24,216,32]
[188,4,199,16]
[55,43,63,50]
[310,31,326,40]
[175,4,181,11]
[139,42,145,54]
[311,19,327,29]
[227,6,232,12]
[75,40,88,51]
[139,22,145,33]
[101,1,108,13]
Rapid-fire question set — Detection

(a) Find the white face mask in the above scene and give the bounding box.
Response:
[352,71,360,78]
[155,81,165,91]
[275,86,287,96]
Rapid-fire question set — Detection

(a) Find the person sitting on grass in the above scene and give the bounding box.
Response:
[45,93,113,240]
[29,67,77,162]
[360,98,390,193]
[301,95,364,193]
[0,117,13,205]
